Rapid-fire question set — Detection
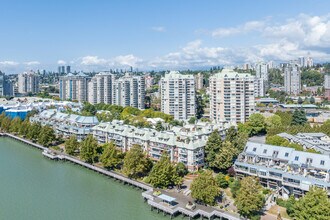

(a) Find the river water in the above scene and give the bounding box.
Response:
[0,137,167,220]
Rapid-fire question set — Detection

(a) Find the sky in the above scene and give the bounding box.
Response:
[0,0,330,73]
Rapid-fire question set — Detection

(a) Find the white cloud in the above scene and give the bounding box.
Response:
[263,14,330,49]
[0,61,19,66]
[149,40,238,68]
[212,20,265,37]
[79,55,143,70]
[81,56,107,65]
[112,54,142,67]
[23,61,40,66]
[57,60,66,65]
[151,26,166,32]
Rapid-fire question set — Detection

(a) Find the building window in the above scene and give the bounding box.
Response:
[253,147,256,152]
[263,149,267,154]
[295,156,299,161]
[320,160,325,165]
[285,152,289,157]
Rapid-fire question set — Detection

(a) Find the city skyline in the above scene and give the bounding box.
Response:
[1,0,330,73]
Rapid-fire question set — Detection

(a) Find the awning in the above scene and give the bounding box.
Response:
[158,194,176,203]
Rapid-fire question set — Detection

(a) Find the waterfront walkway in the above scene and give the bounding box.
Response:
[142,190,242,220]
[3,133,242,220]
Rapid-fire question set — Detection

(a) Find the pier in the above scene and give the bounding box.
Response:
[142,190,242,220]
[2,133,242,220]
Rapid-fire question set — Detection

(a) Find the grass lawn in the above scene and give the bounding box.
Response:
[267,205,291,219]
[223,188,232,198]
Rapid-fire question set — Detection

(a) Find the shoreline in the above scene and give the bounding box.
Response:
[1,133,241,220]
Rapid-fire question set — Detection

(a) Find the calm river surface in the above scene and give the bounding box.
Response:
[0,137,167,220]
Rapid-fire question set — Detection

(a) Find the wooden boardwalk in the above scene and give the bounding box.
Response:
[142,191,242,220]
[3,133,242,220]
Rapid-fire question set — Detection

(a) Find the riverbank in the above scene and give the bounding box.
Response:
[2,133,241,220]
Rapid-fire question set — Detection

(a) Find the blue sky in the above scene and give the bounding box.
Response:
[1,0,330,73]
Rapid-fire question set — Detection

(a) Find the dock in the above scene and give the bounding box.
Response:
[142,190,242,220]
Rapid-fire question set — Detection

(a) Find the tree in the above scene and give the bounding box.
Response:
[82,102,96,115]
[214,142,238,170]
[225,126,237,143]
[191,170,220,205]
[310,96,315,104]
[291,109,307,125]
[235,177,265,218]
[188,117,196,124]
[204,130,222,168]
[275,111,293,126]
[301,70,324,86]
[266,135,288,146]
[175,162,188,177]
[229,179,240,198]
[65,135,79,155]
[216,173,229,188]
[38,125,56,147]
[19,119,31,136]
[0,112,5,126]
[123,144,151,178]
[320,120,330,136]
[1,117,11,132]
[9,117,22,133]
[268,68,284,85]
[155,121,165,131]
[265,115,282,131]
[80,134,98,163]
[248,113,266,135]
[147,153,179,188]
[100,142,123,169]
[297,97,303,104]
[292,187,330,220]
[27,122,42,141]
[233,131,249,152]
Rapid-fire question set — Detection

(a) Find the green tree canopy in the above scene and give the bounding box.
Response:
[147,153,179,188]
[123,144,151,179]
[65,135,79,155]
[191,170,220,205]
[188,117,196,124]
[301,70,324,86]
[225,126,237,143]
[1,117,11,132]
[9,117,22,133]
[81,102,97,115]
[38,125,56,147]
[248,113,266,135]
[265,115,282,131]
[214,141,238,171]
[216,173,229,188]
[155,121,165,131]
[19,119,31,136]
[27,122,42,141]
[320,120,330,136]
[291,109,307,125]
[204,130,222,168]
[175,162,188,177]
[100,142,123,169]
[292,187,330,220]
[80,134,98,163]
[275,111,293,126]
[235,177,265,218]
